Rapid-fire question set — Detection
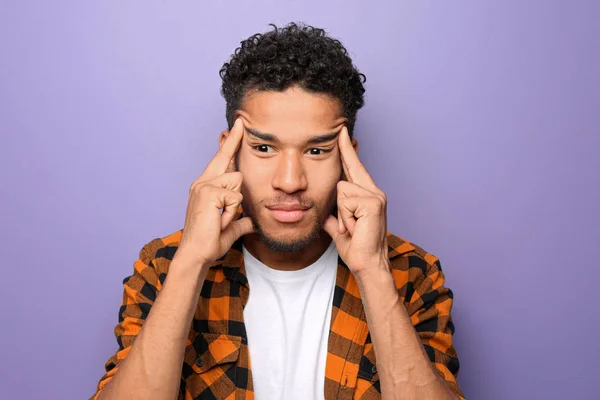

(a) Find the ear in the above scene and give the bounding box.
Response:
[219,129,229,148]
[351,138,359,154]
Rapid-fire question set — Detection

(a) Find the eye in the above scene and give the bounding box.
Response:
[308,148,331,156]
[253,145,274,153]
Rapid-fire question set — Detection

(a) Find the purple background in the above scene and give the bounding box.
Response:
[1,1,599,399]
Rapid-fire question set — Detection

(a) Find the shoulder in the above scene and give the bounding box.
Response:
[385,231,446,288]
[387,232,441,269]
[135,229,184,274]
[386,232,454,310]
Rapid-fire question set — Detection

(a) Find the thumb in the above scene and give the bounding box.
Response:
[221,216,255,247]
[324,215,350,248]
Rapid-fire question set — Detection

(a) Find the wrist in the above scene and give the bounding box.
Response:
[166,255,211,298]
[354,258,392,285]
[171,249,212,276]
[355,263,397,301]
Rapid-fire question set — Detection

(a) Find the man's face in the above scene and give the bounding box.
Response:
[227,85,349,252]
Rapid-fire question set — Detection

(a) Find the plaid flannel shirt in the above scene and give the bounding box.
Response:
[91,229,463,399]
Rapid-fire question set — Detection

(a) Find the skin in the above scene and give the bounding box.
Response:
[219,85,355,271]
[219,85,457,399]
[97,84,457,400]
[96,115,254,400]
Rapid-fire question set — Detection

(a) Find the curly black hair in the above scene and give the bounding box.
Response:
[219,22,366,137]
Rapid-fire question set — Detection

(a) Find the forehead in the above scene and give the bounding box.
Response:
[236,85,346,140]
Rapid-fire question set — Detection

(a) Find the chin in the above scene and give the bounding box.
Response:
[259,230,321,253]
[261,222,316,240]
[254,215,323,253]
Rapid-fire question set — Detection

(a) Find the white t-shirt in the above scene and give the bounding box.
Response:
[242,241,338,400]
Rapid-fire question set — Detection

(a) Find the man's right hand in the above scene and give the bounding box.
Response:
[175,118,254,268]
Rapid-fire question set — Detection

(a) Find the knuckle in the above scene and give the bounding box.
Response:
[374,198,385,212]
[189,182,200,195]
[194,184,214,200]
[226,190,241,204]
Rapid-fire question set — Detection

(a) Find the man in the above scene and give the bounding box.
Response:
[91,22,464,400]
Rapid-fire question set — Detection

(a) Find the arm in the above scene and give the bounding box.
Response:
[92,247,207,400]
[355,259,463,400]
[92,118,252,400]
[322,126,463,399]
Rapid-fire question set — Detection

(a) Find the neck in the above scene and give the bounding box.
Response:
[242,231,332,271]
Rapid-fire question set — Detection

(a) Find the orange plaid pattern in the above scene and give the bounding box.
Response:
[91,230,464,399]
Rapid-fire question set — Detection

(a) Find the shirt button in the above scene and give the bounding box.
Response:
[196,358,203,367]
[371,365,377,374]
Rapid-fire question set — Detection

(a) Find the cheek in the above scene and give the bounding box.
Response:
[237,150,272,194]
[307,161,341,198]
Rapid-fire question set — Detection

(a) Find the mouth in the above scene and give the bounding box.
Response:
[266,203,310,223]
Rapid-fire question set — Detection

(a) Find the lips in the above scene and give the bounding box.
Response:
[267,203,309,211]
[267,203,309,223]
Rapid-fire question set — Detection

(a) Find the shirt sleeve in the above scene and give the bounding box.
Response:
[89,243,162,400]
[406,257,464,399]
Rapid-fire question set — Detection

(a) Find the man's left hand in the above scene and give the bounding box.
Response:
[324,126,390,277]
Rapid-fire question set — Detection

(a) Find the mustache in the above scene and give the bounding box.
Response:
[263,195,315,208]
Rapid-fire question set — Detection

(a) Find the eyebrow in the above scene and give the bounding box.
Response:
[245,127,339,145]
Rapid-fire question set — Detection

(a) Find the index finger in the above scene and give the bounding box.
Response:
[338,126,378,191]
[205,118,244,177]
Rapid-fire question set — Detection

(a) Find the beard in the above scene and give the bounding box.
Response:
[241,193,336,253]
[253,211,322,253]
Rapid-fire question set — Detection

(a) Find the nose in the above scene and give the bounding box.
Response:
[271,151,308,194]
